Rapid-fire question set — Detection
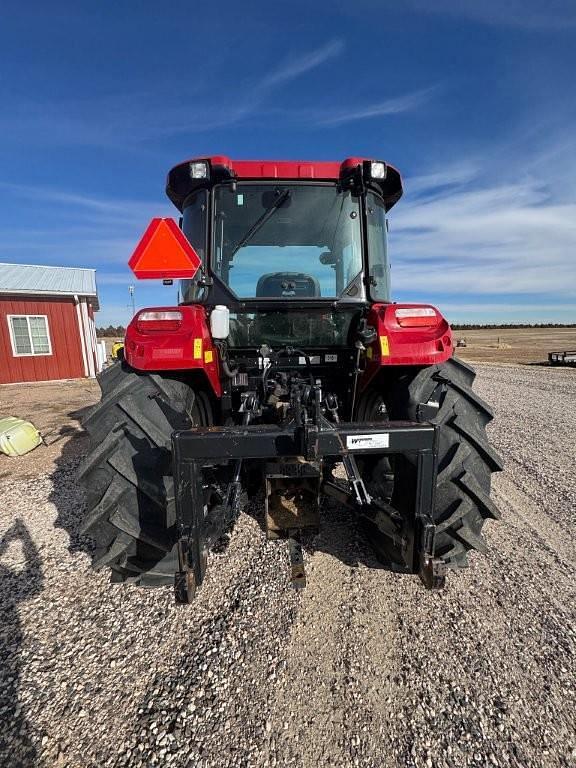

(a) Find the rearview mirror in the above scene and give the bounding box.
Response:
[319,251,336,265]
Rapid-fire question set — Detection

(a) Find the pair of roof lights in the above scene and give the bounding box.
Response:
[188,160,387,181]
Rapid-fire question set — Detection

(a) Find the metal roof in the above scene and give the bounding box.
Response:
[0,263,99,309]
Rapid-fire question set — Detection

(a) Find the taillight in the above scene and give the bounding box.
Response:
[136,310,183,332]
[395,307,438,328]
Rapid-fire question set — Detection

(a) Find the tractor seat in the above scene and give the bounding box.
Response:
[256,272,321,298]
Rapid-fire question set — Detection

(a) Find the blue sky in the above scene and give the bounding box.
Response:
[1,0,575,326]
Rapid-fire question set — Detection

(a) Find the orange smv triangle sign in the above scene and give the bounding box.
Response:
[128,218,202,279]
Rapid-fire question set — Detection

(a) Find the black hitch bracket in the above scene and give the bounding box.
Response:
[172,419,441,602]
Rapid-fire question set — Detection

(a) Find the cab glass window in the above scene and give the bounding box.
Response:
[366,192,390,302]
[213,184,362,299]
[181,189,208,303]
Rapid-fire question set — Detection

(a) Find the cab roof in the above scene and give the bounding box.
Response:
[166,156,403,212]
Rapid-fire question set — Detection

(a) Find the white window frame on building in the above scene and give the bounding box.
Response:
[7,315,53,357]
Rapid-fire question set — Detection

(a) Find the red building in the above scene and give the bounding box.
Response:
[0,263,100,384]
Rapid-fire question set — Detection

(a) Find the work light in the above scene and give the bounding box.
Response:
[370,161,387,180]
[189,161,209,179]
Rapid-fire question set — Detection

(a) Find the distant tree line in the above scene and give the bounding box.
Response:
[451,323,576,330]
[96,325,126,337]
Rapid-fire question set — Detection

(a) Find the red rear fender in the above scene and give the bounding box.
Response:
[362,303,453,386]
[124,305,221,397]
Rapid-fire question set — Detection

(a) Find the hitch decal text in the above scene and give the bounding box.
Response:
[346,433,390,450]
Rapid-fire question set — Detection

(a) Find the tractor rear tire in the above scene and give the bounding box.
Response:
[359,357,503,568]
[78,362,213,586]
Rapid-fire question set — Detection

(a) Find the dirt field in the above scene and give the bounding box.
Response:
[0,379,99,480]
[0,361,575,768]
[454,327,576,364]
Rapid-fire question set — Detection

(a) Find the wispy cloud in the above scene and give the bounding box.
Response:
[0,39,437,147]
[317,86,438,126]
[403,162,480,196]
[264,84,438,127]
[258,40,344,90]
[0,40,346,148]
[164,39,346,135]
[404,0,576,29]
[390,137,576,314]
[0,181,171,224]
[0,39,435,145]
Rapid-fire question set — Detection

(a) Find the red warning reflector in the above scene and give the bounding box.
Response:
[128,218,201,280]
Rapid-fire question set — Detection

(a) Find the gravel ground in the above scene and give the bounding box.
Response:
[0,363,575,768]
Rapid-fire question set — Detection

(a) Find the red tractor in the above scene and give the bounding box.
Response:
[79,156,502,603]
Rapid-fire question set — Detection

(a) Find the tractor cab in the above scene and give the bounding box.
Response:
[165,158,401,351]
[170,157,400,306]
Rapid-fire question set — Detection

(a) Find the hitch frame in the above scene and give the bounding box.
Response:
[172,418,441,603]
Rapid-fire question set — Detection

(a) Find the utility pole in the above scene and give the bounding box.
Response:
[128,285,135,317]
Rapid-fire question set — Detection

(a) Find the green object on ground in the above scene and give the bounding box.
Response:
[0,417,42,457]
